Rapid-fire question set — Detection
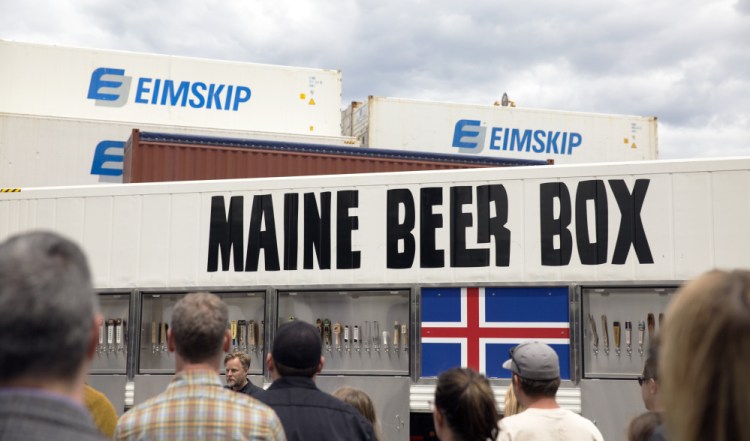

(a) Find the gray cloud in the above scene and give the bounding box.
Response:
[1,0,748,159]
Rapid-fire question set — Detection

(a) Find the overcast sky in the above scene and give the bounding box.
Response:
[1,0,749,159]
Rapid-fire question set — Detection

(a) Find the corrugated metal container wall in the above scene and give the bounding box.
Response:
[124,130,549,183]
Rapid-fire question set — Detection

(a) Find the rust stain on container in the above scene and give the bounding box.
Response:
[123,129,548,184]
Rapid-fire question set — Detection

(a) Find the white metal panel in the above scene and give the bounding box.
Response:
[712,170,750,269]
[55,198,86,244]
[110,196,141,287]
[673,172,714,279]
[35,199,57,231]
[168,193,202,287]
[83,197,114,287]
[362,96,657,165]
[138,195,171,286]
[2,158,750,288]
[352,185,387,285]
[0,41,342,136]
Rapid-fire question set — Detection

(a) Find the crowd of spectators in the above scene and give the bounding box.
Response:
[2,231,749,441]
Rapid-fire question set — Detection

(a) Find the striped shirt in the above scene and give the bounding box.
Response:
[115,369,285,441]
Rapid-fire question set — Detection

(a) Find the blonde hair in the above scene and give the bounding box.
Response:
[333,386,382,441]
[503,385,525,417]
[224,350,251,370]
[661,270,750,441]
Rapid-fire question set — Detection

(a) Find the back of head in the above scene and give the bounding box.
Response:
[434,368,499,441]
[627,411,661,441]
[271,320,322,377]
[333,387,382,441]
[502,341,561,398]
[0,231,97,383]
[661,270,750,441]
[171,292,228,363]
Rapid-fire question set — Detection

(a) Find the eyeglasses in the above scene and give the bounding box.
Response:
[637,376,653,386]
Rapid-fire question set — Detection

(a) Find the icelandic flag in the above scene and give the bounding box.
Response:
[421,287,571,379]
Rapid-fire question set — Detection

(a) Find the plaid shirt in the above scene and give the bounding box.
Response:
[115,369,285,441]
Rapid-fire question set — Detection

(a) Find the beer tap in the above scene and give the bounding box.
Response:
[353,325,360,352]
[333,322,342,352]
[344,325,351,352]
[151,320,158,353]
[401,324,408,352]
[625,321,632,356]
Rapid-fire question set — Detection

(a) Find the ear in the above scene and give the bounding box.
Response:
[317,356,325,374]
[432,405,444,430]
[222,329,231,353]
[167,328,176,352]
[266,353,275,373]
[649,378,659,395]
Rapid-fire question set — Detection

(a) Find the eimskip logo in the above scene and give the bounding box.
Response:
[86,66,252,111]
[87,68,131,107]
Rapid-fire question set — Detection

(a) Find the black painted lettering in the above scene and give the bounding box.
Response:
[477,184,511,266]
[207,196,244,272]
[303,192,331,270]
[387,189,416,269]
[283,193,299,270]
[609,179,653,264]
[420,187,444,268]
[336,190,361,269]
[245,194,280,271]
[575,180,608,265]
[540,182,573,266]
[450,186,487,267]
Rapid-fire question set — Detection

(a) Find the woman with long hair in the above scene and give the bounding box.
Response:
[332,386,383,441]
[433,368,499,441]
[660,269,750,441]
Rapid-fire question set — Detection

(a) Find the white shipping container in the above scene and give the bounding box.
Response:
[0,113,359,187]
[1,157,745,289]
[0,40,342,136]
[348,96,658,164]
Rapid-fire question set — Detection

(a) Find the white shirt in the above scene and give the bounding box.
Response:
[498,407,604,441]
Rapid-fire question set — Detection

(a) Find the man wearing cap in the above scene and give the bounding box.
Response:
[498,341,604,441]
[256,321,376,441]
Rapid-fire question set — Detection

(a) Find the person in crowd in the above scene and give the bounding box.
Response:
[225,350,264,397]
[115,293,285,441]
[627,411,661,441]
[503,384,524,417]
[332,386,383,441]
[498,341,603,441]
[256,320,376,441]
[84,383,118,437]
[0,231,106,441]
[660,269,750,441]
[432,367,499,441]
[639,339,662,412]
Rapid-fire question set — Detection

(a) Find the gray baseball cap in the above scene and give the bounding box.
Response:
[502,341,560,380]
